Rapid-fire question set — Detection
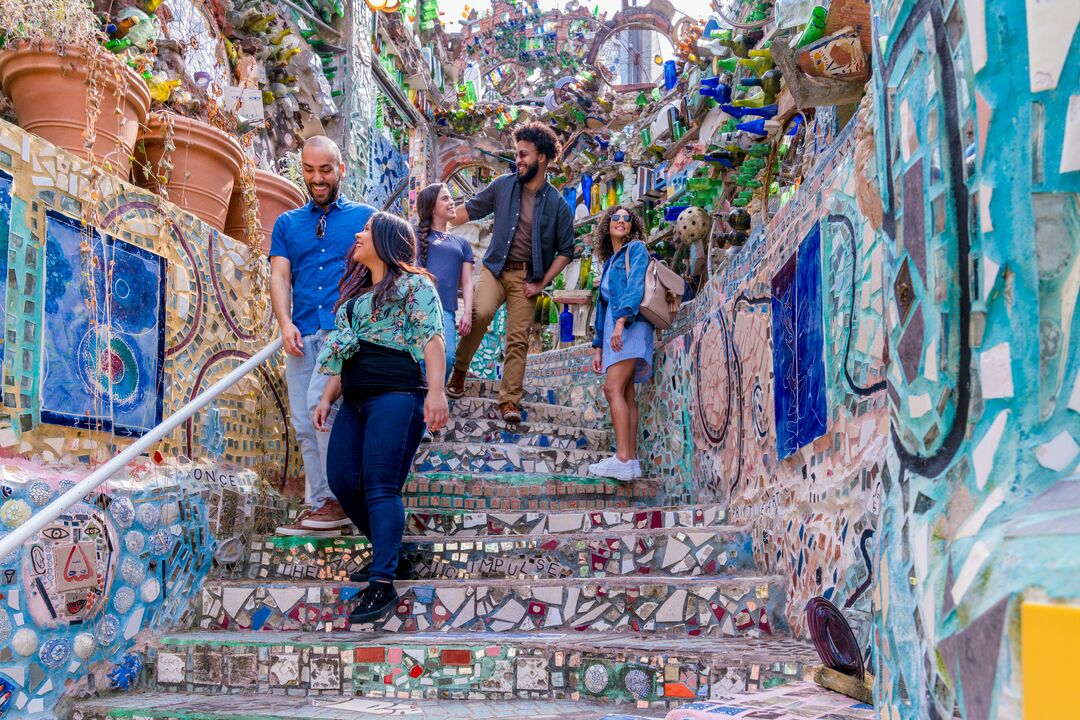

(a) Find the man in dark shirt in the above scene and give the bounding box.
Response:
[269,136,376,536]
[445,123,575,423]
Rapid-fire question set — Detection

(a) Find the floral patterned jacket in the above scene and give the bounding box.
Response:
[317,272,444,375]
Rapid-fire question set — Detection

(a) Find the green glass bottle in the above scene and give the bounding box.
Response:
[797,6,828,48]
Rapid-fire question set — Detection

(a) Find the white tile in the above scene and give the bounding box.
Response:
[979,343,1013,398]
[1035,431,1080,471]
[1062,95,1080,174]
[1026,0,1080,91]
[954,486,1007,540]
[950,541,991,606]
[974,410,1009,490]
[222,588,255,619]
[909,394,932,418]
[655,589,688,623]
[962,0,988,73]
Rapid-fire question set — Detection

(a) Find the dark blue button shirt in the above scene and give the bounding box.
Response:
[269,195,376,336]
[464,174,575,283]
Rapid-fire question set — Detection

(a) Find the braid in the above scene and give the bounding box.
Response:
[416,218,433,267]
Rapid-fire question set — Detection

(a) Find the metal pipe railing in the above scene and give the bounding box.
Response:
[0,337,284,559]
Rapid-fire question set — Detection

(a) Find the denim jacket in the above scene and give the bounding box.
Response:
[464,174,576,282]
[592,240,651,349]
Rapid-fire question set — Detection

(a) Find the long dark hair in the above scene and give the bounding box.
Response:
[335,212,432,314]
[595,205,647,263]
[414,182,445,267]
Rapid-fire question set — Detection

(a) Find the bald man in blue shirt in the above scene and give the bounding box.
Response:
[269,136,376,537]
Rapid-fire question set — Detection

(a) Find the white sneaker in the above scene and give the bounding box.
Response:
[594,457,637,482]
[632,459,643,478]
[588,456,616,476]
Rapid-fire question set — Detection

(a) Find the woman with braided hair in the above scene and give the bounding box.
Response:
[414,184,474,440]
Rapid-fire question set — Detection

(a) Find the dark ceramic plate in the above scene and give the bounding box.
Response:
[805,596,865,680]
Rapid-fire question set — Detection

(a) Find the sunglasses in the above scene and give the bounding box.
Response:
[610,213,633,222]
[316,212,327,239]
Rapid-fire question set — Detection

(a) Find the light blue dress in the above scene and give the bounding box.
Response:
[599,268,654,383]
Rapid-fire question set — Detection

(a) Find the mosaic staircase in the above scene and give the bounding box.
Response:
[69,379,816,719]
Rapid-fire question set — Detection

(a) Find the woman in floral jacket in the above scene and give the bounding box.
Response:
[313,212,449,625]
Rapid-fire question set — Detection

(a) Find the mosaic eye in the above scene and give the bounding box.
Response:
[83,526,100,538]
[41,527,70,540]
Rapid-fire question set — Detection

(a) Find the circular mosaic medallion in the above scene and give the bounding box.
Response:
[110,498,136,528]
[0,499,31,528]
[39,637,71,669]
[137,504,160,530]
[125,531,145,554]
[140,577,160,603]
[74,632,96,660]
[583,664,610,694]
[148,530,170,556]
[12,627,38,656]
[120,557,145,585]
[114,586,135,614]
[97,614,120,644]
[28,482,54,507]
[623,668,651,699]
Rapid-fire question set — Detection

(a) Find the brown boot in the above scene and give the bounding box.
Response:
[446,368,468,398]
[499,402,522,424]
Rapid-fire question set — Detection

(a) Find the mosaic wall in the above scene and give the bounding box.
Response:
[528,118,888,643]
[0,457,285,717]
[0,121,297,717]
[0,120,296,485]
[870,0,1080,717]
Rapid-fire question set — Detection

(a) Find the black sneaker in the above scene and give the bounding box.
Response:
[349,557,418,582]
[348,581,398,624]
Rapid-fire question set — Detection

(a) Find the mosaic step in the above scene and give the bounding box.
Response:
[243,526,756,582]
[451,396,607,430]
[399,503,731,537]
[196,575,788,636]
[462,378,559,405]
[402,472,661,511]
[433,416,613,451]
[143,630,816,708]
[68,693,664,720]
[414,442,612,476]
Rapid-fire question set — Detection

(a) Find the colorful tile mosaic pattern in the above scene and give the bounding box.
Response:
[195,576,788,636]
[141,630,815,708]
[240,525,755,582]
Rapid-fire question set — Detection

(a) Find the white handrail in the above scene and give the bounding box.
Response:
[0,337,285,559]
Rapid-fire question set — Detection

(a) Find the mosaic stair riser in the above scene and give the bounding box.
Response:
[450,397,608,431]
[68,693,666,720]
[239,529,756,582]
[402,473,662,512]
[434,417,613,452]
[413,442,612,476]
[460,380,559,405]
[143,633,815,708]
[194,577,788,636]
[396,504,731,537]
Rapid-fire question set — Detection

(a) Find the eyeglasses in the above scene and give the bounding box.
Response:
[610,213,633,222]
[316,213,327,239]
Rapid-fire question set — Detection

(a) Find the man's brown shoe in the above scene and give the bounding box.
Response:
[446,368,468,399]
[275,509,341,538]
[302,499,352,529]
[499,402,522,424]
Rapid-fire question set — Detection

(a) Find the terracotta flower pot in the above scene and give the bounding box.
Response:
[225,169,308,253]
[0,40,151,179]
[134,113,245,232]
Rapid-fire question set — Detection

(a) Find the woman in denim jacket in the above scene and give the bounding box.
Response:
[588,206,653,482]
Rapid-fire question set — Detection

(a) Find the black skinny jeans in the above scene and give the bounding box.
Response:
[326,390,426,582]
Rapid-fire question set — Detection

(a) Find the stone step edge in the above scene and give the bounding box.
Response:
[419,441,608,459]
[256,523,751,547]
[69,693,663,720]
[208,574,784,590]
[407,470,659,486]
[155,629,814,662]
[438,416,611,438]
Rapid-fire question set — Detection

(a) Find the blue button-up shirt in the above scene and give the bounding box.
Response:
[269,195,376,336]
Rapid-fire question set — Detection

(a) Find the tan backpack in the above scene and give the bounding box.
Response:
[624,242,686,330]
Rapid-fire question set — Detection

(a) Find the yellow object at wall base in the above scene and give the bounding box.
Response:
[1022,602,1080,719]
